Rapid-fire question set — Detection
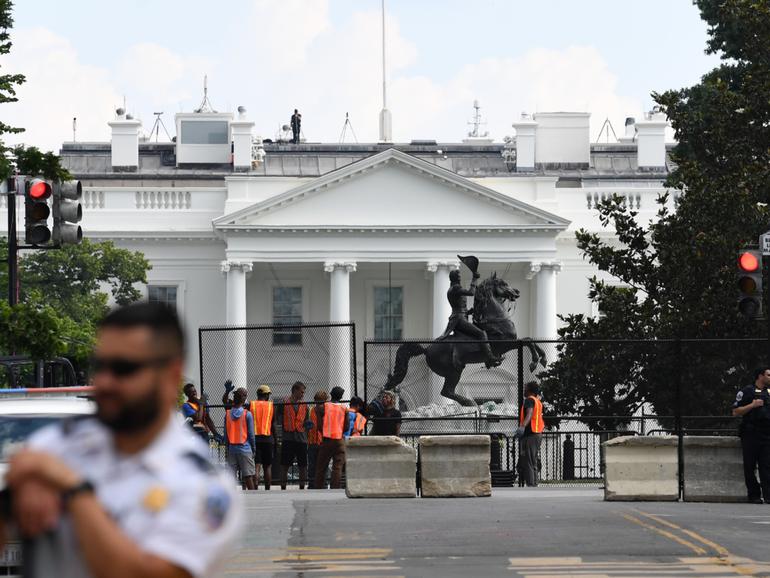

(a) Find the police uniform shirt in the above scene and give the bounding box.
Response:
[734,385,770,431]
[733,385,767,411]
[25,413,242,578]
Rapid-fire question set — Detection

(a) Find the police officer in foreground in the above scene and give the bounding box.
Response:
[732,366,770,504]
[0,302,242,577]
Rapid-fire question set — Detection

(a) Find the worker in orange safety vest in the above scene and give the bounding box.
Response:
[278,381,309,490]
[516,381,545,487]
[250,385,275,490]
[346,396,367,438]
[313,386,348,489]
[224,387,256,489]
[306,390,328,489]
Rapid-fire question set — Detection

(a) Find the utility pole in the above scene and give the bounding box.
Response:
[4,177,17,306]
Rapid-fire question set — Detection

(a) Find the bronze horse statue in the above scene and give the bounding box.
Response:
[384,272,547,407]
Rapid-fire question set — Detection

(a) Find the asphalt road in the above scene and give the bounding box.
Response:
[223,487,770,578]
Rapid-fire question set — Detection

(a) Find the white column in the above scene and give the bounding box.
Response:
[324,261,357,398]
[427,260,459,404]
[527,261,561,340]
[221,260,253,391]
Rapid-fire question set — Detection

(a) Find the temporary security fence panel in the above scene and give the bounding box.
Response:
[199,322,357,428]
[364,337,766,490]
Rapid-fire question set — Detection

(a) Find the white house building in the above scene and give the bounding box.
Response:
[1,106,672,402]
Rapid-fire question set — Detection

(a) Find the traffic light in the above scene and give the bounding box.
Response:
[24,178,52,245]
[53,180,82,245]
[737,249,762,318]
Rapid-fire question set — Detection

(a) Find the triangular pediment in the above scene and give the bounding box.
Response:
[214,149,569,231]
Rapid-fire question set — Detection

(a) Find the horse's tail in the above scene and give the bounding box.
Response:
[384,343,426,390]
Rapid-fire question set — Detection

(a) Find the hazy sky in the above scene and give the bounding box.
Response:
[3,0,720,151]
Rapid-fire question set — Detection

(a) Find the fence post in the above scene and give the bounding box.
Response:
[517,341,524,408]
[351,323,358,398]
[675,338,684,500]
[363,339,368,406]
[198,327,205,397]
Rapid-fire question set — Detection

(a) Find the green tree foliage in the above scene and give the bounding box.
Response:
[0,0,24,178]
[12,145,72,182]
[0,238,151,363]
[541,0,770,424]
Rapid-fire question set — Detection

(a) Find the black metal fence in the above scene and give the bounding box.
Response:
[194,335,767,490]
[198,322,357,432]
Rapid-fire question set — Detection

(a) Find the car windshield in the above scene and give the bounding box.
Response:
[0,415,72,461]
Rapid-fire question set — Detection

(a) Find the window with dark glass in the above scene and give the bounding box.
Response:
[272,287,303,345]
[374,286,403,340]
[180,121,229,144]
[148,285,178,309]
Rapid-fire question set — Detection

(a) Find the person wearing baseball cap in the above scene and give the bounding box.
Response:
[250,385,275,489]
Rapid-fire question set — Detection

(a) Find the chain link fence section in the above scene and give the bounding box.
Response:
[199,322,357,432]
[363,337,766,487]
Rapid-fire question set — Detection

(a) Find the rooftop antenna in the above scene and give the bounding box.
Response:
[378,0,392,142]
[596,117,618,143]
[195,74,217,113]
[339,112,359,143]
[467,100,488,138]
[148,112,173,142]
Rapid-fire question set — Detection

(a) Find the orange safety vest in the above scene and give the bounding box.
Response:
[519,395,544,434]
[250,400,274,436]
[283,398,308,433]
[308,407,322,445]
[323,402,347,440]
[225,409,248,444]
[350,411,367,437]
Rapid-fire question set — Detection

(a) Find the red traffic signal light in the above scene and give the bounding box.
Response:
[737,249,763,318]
[25,178,53,246]
[28,179,52,200]
[739,251,760,273]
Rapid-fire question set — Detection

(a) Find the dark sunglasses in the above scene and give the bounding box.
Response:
[91,356,172,377]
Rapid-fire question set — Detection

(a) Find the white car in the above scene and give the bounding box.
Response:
[0,388,95,574]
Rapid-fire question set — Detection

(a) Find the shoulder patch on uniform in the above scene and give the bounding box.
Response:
[203,484,231,530]
[736,391,744,402]
[182,451,216,474]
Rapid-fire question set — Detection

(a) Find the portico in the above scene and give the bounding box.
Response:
[213,149,569,397]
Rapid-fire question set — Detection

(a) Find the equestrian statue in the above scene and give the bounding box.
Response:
[384,255,547,407]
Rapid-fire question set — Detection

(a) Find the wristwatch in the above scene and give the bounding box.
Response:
[62,479,95,505]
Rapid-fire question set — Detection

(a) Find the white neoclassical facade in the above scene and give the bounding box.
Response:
[0,107,673,398]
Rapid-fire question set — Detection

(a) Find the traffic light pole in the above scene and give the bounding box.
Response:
[6,188,17,307]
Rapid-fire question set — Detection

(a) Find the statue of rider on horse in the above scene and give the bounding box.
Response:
[437,256,503,370]
[384,255,546,407]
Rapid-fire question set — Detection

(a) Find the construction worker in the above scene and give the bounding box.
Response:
[225,387,256,490]
[250,385,275,490]
[346,396,367,438]
[306,390,328,489]
[278,381,309,490]
[313,386,348,489]
[181,382,220,444]
[516,381,545,487]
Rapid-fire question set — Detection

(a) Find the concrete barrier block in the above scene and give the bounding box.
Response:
[603,436,678,501]
[419,435,491,498]
[683,436,744,503]
[345,436,417,498]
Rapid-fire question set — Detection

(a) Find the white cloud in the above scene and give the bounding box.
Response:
[117,42,213,110]
[247,8,642,145]
[248,0,331,70]
[3,27,122,151]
